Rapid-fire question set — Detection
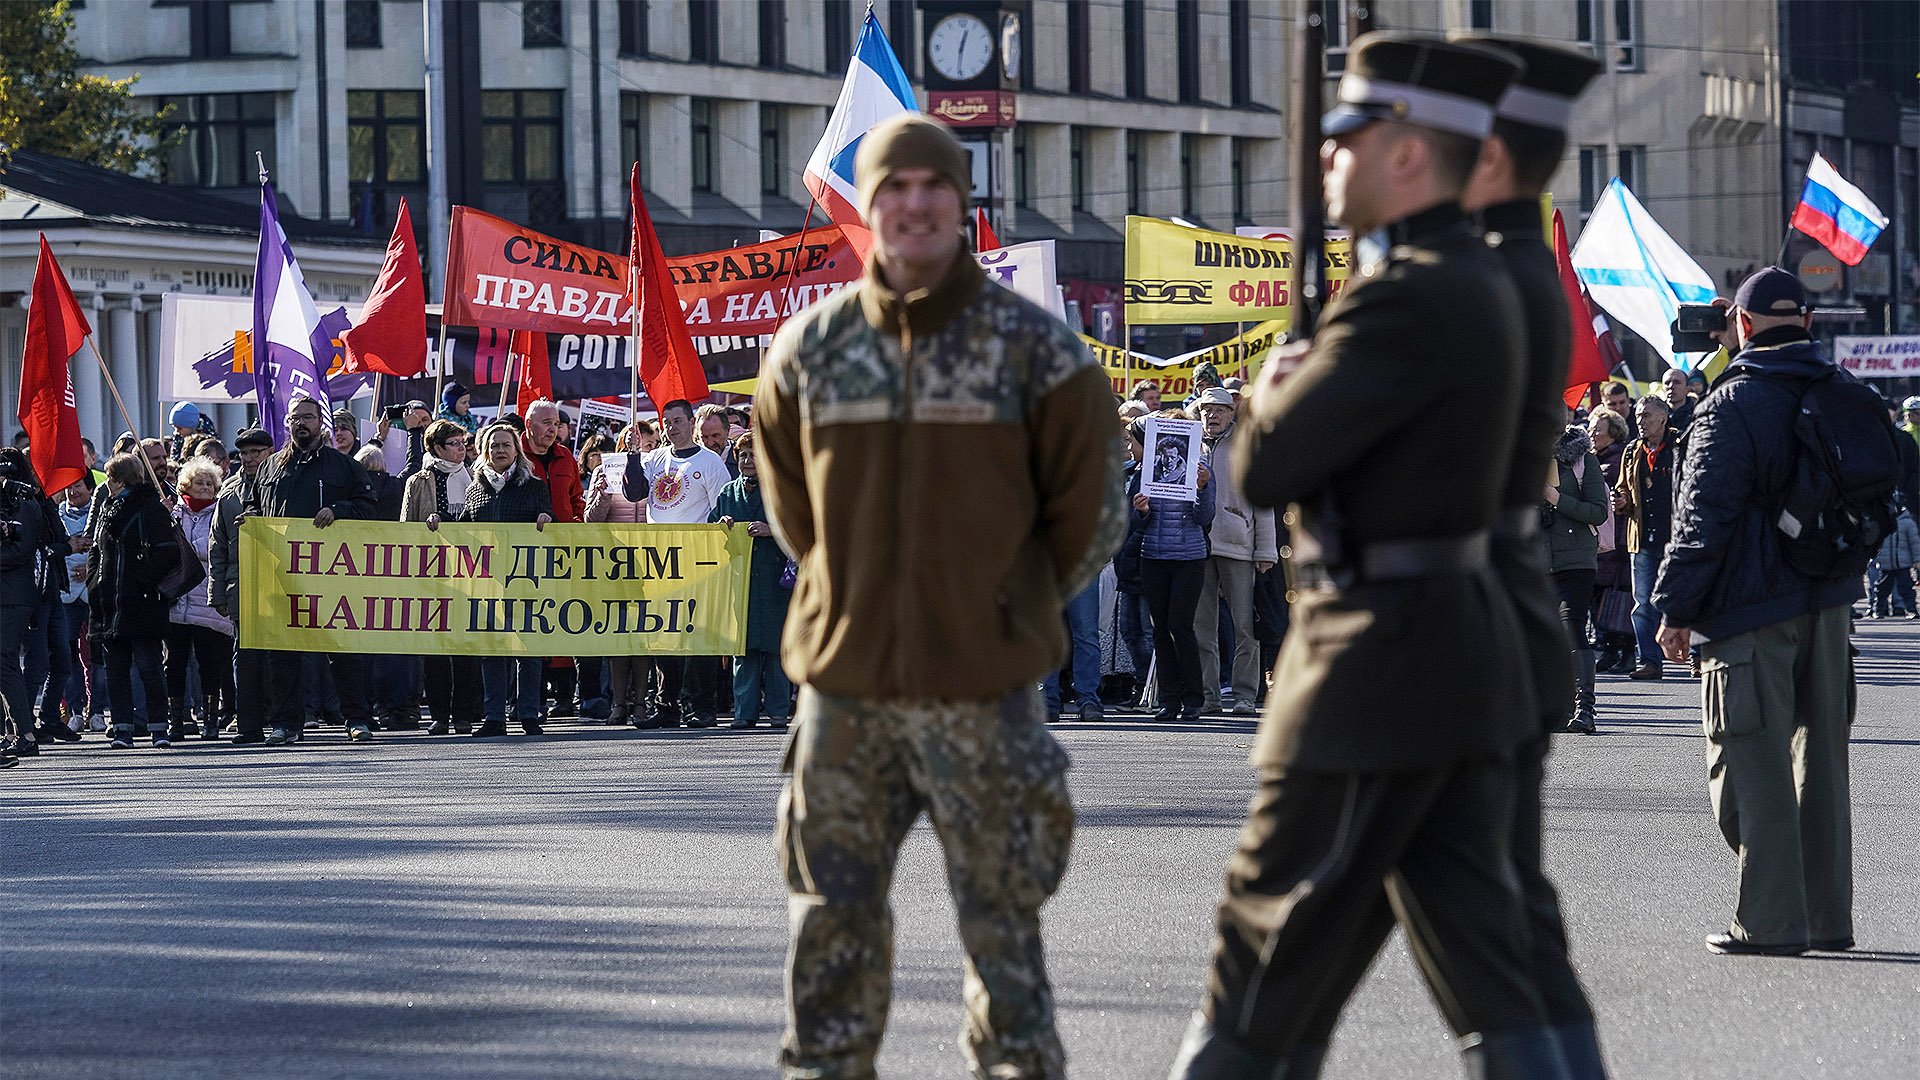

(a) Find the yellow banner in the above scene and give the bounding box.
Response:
[1080,320,1284,397]
[239,518,753,656]
[1124,217,1353,326]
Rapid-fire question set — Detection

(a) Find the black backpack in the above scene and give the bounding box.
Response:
[1766,367,1901,581]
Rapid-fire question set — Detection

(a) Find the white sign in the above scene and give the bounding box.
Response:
[1833,335,1920,378]
[1142,416,1203,503]
[976,239,1065,321]
[598,452,629,500]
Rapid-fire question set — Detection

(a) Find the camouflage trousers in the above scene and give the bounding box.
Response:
[777,685,1075,1080]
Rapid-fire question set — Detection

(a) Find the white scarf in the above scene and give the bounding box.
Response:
[474,458,525,493]
[429,455,472,507]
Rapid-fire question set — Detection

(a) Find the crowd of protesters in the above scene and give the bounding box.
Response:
[4,370,1918,764]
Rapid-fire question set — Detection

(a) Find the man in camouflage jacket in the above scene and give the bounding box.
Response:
[755,115,1124,1080]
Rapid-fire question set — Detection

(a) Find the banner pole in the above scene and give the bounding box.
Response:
[432,318,448,409]
[497,335,516,413]
[629,287,641,425]
[770,197,820,340]
[1774,225,1794,268]
[83,334,165,492]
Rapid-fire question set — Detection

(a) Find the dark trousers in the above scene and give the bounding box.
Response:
[268,650,368,729]
[22,599,71,725]
[0,605,32,740]
[104,637,168,732]
[1200,760,1547,1056]
[1871,564,1915,614]
[1552,569,1597,652]
[164,623,233,728]
[422,655,482,727]
[481,656,543,727]
[1141,557,1206,714]
[232,646,268,737]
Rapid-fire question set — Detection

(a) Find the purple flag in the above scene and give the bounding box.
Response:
[252,179,337,447]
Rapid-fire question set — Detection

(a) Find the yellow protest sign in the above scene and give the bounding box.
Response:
[1124,217,1353,326]
[1080,320,1285,397]
[239,518,753,657]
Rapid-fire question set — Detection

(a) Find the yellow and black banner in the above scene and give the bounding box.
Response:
[1124,217,1354,326]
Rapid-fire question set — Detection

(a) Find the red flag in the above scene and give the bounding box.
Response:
[1552,211,1614,408]
[510,329,552,416]
[341,198,428,376]
[629,166,710,405]
[974,207,1001,252]
[19,236,91,495]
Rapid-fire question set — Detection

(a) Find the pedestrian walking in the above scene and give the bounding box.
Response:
[407,420,483,735]
[86,452,179,750]
[709,431,792,729]
[209,428,273,743]
[756,113,1123,1080]
[460,422,553,737]
[1615,395,1677,678]
[1131,415,1216,723]
[585,422,654,727]
[629,399,729,729]
[163,459,235,740]
[1190,386,1276,717]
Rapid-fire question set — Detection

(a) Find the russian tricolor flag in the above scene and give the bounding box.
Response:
[1790,153,1888,267]
[803,11,916,239]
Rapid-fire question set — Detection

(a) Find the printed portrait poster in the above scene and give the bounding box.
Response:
[1143,416,1203,502]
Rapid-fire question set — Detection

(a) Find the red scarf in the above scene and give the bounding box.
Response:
[184,494,217,512]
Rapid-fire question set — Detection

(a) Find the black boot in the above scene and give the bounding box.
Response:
[1551,1022,1609,1080]
[1461,1028,1575,1080]
[1565,651,1598,734]
[1166,1013,1324,1080]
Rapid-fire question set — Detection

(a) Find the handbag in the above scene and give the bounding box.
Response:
[1596,587,1633,635]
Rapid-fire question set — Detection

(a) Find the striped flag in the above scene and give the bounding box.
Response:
[803,10,916,242]
[252,178,336,446]
[1790,152,1888,266]
[1570,179,1717,370]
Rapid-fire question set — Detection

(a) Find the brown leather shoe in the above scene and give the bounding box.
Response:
[1629,662,1664,680]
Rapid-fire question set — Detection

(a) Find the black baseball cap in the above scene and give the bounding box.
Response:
[1733,267,1809,316]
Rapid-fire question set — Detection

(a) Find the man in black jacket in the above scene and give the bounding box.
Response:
[247,394,378,745]
[1654,267,1884,957]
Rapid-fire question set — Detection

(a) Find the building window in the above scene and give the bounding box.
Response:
[1577,0,1639,71]
[347,91,424,185]
[1470,0,1494,30]
[481,90,563,183]
[1229,1,1251,106]
[1325,0,1348,75]
[617,0,648,56]
[1126,132,1144,215]
[344,0,381,48]
[888,0,916,78]
[157,92,274,187]
[823,0,852,70]
[1231,138,1248,224]
[690,98,715,193]
[759,0,786,68]
[689,0,719,62]
[620,93,646,184]
[1070,128,1087,214]
[1123,1,1147,99]
[1180,137,1196,220]
[521,0,563,48]
[761,104,786,197]
[1067,0,1089,94]
[1013,126,1031,209]
[1176,2,1200,103]
[1578,144,1605,223]
[1617,144,1645,195]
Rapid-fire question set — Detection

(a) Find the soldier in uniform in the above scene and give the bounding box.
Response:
[1169,35,1577,1079]
[755,114,1125,1080]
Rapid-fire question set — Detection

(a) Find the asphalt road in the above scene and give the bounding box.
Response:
[3,620,1916,1080]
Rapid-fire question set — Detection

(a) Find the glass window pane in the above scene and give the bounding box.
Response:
[523,124,557,181]
[524,91,560,118]
[347,91,375,119]
[243,123,274,183]
[386,91,422,119]
[386,126,423,182]
[210,94,240,121]
[348,123,374,181]
[482,91,514,119]
[482,124,515,181]
[242,92,274,120]
[165,133,201,185]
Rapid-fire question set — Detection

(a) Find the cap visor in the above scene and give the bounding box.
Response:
[1322,105,1382,136]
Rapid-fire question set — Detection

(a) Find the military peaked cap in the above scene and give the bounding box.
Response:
[1323,33,1524,140]
[1450,35,1602,135]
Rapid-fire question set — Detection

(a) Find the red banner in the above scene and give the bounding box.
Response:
[442,206,861,337]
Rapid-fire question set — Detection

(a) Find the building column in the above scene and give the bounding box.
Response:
[106,299,143,441]
[716,99,761,221]
[1024,123,1072,234]
[1194,135,1234,230]
[72,295,108,450]
[647,94,694,217]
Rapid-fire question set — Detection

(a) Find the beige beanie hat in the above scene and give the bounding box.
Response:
[853,114,972,217]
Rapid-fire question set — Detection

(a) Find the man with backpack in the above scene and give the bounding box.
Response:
[1654,267,1903,958]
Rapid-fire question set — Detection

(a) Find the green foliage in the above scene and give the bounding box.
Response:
[0,0,179,172]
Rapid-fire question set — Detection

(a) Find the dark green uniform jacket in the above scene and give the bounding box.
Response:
[1233,202,1534,771]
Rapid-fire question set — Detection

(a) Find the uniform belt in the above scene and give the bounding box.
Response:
[1292,531,1491,592]
[1489,506,1538,542]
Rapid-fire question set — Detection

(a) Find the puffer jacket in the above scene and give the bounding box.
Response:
[1877,511,1919,570]
[1542,427,1607,574]
[87,483,179,641]
[169,500,234,636]
[1138,468,1217,561]
[1654,329,1876,639]
[1203,422,1277,563]
[0,489,47,609]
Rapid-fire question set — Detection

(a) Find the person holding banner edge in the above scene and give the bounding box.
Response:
[459,421,555,738]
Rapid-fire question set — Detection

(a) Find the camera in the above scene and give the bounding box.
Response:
[1670,304,1727,354]
[384,404,409,423]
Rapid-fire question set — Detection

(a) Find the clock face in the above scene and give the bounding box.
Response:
[929,13,994,82]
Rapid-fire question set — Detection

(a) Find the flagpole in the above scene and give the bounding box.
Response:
[82,334,166,493]
[433,319,449,408]
[770,197,820,340]
[1774,225,1794,268]
[498,337,517,413]
[629,288,641,425]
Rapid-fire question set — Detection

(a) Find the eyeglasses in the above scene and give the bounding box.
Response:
[438,439,469,449]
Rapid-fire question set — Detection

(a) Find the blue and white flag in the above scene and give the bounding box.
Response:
[803,10,917,231]
[1570,179,1718,370]
[252,179,336,447]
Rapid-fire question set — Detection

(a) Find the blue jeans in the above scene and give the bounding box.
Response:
[1116,590,1153,678]
[481,657,543,726]
[1630,548,1664,664]
[732,649,792,724]
[1043,581,1103,714]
